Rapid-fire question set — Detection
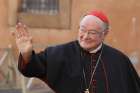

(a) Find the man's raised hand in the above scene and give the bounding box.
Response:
[13,22,33,62]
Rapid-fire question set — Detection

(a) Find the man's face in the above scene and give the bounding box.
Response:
[78,15,108,51]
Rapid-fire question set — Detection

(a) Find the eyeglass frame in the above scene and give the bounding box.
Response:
[78,27,105,37]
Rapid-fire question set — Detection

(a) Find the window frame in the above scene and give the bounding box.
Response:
[8,0,71,29]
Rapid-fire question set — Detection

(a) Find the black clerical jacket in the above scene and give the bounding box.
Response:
[18,41,140,93]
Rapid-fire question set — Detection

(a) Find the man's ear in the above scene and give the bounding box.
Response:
[101,30,109,41]
[103,30,109,36]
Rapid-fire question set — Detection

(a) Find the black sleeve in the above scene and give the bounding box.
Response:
[18,45,65,85]
[121,55,140,93]
[126,58,140,92]
[18,49,48,78]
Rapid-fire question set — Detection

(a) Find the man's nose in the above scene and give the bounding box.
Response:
[83,32,89,39]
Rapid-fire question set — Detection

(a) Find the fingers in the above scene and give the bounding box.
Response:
[15,22,29,39]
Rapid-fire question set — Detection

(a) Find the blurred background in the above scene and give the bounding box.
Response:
[0,0,140,93]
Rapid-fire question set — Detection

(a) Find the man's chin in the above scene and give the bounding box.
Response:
[81,45,92,51]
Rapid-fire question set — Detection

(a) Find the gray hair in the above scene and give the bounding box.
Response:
[80,15,109,32]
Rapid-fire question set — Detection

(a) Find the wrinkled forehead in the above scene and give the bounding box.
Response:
[80,15,105,30]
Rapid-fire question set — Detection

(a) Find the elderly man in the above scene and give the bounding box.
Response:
[14,10,140,93]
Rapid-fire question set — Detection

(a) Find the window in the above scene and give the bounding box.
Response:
[20,0,59,15]
[9,0,71,29]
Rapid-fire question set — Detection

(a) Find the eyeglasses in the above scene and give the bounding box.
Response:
[79,28,104,36]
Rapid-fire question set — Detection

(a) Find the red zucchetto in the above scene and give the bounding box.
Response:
[87,10,109,25]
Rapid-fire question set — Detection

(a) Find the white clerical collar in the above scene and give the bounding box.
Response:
[89,43,103,53]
